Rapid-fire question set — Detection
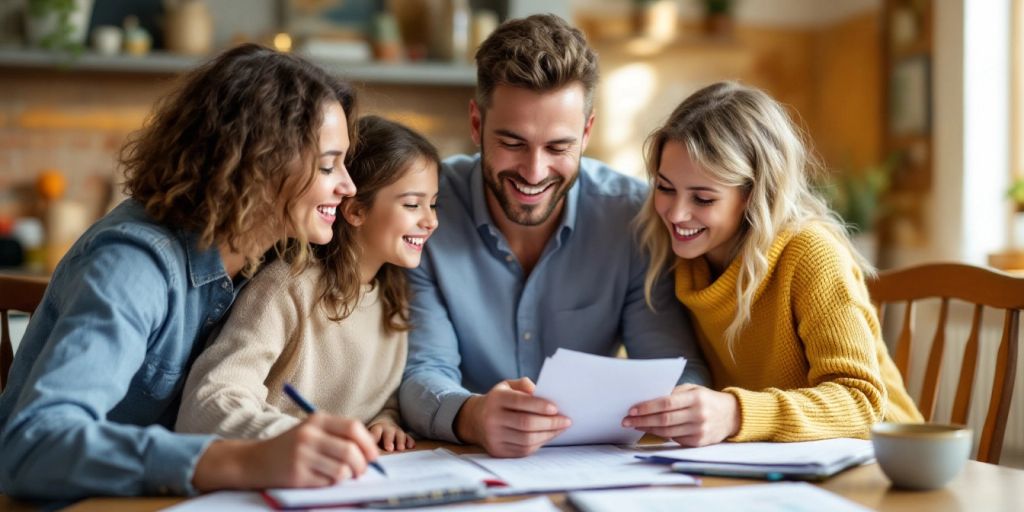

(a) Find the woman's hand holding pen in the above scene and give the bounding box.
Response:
[192,414,380,490]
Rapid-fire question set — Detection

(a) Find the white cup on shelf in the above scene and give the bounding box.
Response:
[92,25,123,56]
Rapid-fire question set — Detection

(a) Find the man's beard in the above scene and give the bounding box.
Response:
[481,149,579,227]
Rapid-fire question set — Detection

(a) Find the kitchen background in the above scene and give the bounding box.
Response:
[1,0,1022,468]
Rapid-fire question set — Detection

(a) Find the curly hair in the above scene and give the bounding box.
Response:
[315,115,440,333]
[474,14,599,116]
[120,43,357,276]
[638,81,871,345]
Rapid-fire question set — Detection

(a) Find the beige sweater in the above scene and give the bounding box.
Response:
[176,260,407,439]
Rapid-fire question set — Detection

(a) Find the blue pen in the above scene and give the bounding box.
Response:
[282,383,388,477]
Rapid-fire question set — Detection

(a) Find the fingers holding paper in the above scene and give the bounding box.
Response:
[456,377,572,458]
[622,384,740,447]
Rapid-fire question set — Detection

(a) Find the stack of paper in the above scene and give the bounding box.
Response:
[535,348,685,445]
[636,438,874,481]
[467,444,697,495]
[568,482,873,512]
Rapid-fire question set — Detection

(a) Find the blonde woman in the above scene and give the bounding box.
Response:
[622,82,922,446]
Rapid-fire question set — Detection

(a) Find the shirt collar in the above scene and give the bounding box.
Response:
[181,230,230,288]
[468,155,581,236]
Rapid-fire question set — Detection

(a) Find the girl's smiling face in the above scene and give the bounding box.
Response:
[653,140,749,273]
[348,158,440,283]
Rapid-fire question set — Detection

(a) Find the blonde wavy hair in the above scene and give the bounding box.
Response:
[121,44,357,277]
[638,81,872,344]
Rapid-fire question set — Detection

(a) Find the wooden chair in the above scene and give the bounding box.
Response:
[866,263,1024,464]
[0,274,48,392]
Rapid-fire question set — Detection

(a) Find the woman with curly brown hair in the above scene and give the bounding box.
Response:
[0,44,381,500]
[177,115,440,454]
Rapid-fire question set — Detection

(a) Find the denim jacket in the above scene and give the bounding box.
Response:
[0,200,244,499]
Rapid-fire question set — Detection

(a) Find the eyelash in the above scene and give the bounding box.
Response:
[656,184,716,206]
[498,141,571,153]
[319,167,334,174]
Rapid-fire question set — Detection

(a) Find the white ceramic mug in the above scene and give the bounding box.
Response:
[92,25,122,55]
[870,423,972,490]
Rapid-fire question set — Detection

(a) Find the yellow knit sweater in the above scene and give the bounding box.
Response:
[674,223,922,442]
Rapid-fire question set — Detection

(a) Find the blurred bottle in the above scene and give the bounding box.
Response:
[36,170,90,274]
[165,0,214,56]
[123,15,152,56]
[430,0,470,62]
[11,218,43,271]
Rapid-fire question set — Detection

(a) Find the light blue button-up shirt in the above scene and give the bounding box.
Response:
[0,200,244,500]
[399,155,709,443]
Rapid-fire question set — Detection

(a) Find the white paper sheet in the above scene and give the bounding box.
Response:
[534,348,685,445]
[160,491,270,511]
[374,448,499,482]
[467,444,697,494]
[568,483,874,512]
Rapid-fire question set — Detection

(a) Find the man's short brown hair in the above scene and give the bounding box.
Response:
[474,14,599,116]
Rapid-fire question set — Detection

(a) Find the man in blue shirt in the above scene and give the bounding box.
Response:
[399,14,709,457]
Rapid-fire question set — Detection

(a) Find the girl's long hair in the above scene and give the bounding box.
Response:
[316,115,440,332]
[638,81,872,344]
[121,43,357,276]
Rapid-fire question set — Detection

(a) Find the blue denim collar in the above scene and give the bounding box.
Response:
[181,231,229,288]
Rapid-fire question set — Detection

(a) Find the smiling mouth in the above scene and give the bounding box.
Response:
[507,177,556,197]
[316,205,337,221]
[674,226,706,240]
[402,235,427,250]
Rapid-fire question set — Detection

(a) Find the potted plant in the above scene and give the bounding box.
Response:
[1006,177,1024,248]
[24,0,94,54]
[822,160,893,264]
[702,0,735,37]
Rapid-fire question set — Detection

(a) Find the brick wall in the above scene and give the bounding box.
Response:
[0,69,475,224]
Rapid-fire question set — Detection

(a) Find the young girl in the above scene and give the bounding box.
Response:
[177,115,439,453]
[0,44,382,499]
[623,82,922,446]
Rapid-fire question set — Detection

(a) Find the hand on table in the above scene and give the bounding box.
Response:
[369,419,416,452]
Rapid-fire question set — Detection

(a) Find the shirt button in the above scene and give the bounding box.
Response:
[523,331,532,341]
[505,255,514,263]
[221,280,231,290]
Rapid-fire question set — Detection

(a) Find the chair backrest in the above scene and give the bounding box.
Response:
[866,263,1023,464]
[0,274,48,393]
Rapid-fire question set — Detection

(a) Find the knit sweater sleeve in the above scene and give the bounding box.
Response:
[175,263,303,440]
[726,234,887,442]
[369,392,401,426]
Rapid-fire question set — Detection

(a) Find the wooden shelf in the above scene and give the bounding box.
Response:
[0,47,476,87]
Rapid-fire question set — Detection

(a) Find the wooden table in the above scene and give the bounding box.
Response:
[2,446,1022,511]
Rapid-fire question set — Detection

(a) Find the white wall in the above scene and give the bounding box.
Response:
[890,0,1011,267]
